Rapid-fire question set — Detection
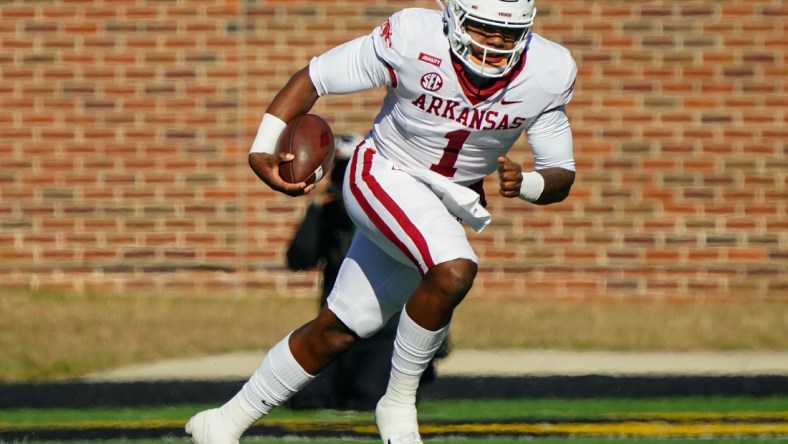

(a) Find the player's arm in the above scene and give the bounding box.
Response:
[497,160,575,205]
[248,67,320,196]
[498,106,576,205]
[248,35,389,197]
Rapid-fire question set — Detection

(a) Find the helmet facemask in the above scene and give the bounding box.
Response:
[440,0,536,78]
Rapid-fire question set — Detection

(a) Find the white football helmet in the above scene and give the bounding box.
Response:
[438,0,536,78]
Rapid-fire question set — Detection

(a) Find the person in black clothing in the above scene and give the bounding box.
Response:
[285,135,357,307]
[285,134,444,411]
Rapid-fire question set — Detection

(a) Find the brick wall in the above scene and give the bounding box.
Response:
[0,0,785,300]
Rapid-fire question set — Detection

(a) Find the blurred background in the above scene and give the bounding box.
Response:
[0,0,786,381]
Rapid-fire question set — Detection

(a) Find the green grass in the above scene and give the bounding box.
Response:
[3,397,787,425]
[418,397,788,419]
[3,397,787,443]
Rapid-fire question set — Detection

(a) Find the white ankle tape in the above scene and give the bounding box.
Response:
[219,391,262,435]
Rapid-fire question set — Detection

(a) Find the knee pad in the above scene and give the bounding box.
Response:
[327,262,420,339]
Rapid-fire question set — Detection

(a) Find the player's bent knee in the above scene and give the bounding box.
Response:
[339,314,390,339]
[429,258,477,299]
[319,327,357,358]
[301,307,359,359]
[327,282,408,339]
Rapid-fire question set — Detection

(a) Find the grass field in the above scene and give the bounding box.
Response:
[3,288,787,381]
[3,289,787,443]
[2,397,787,443]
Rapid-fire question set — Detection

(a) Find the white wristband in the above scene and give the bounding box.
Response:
[518,171,545,202]
[249,113,287,154]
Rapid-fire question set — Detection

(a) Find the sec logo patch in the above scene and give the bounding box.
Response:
[420,72,443,92]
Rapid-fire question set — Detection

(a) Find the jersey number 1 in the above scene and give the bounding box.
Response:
[430,129,470,178]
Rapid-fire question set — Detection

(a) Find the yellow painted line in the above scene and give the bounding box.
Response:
[228,420,788,437]
[418,422,788,437]
[277,420,788,437]
[2,418,787,437]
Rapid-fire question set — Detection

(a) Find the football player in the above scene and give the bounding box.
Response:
[186,0,576,443]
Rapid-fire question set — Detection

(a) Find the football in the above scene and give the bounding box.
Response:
[275,114,336,185]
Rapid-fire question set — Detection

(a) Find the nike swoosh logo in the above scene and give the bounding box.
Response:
[500,99,522,105]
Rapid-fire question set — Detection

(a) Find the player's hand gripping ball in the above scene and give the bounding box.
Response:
[275,114,336,186]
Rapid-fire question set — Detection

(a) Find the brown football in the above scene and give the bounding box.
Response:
[275,114,336,185]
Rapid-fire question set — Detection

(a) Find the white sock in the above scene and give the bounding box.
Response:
[214,391,261,439]
[384,309,449,406]
[242,333,315,415]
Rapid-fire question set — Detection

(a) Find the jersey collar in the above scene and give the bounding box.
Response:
[451,51,527,106]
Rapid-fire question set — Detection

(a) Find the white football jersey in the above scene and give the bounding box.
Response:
[311,8,576,186]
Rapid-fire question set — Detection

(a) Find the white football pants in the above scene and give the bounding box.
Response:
[326,145,477,338]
